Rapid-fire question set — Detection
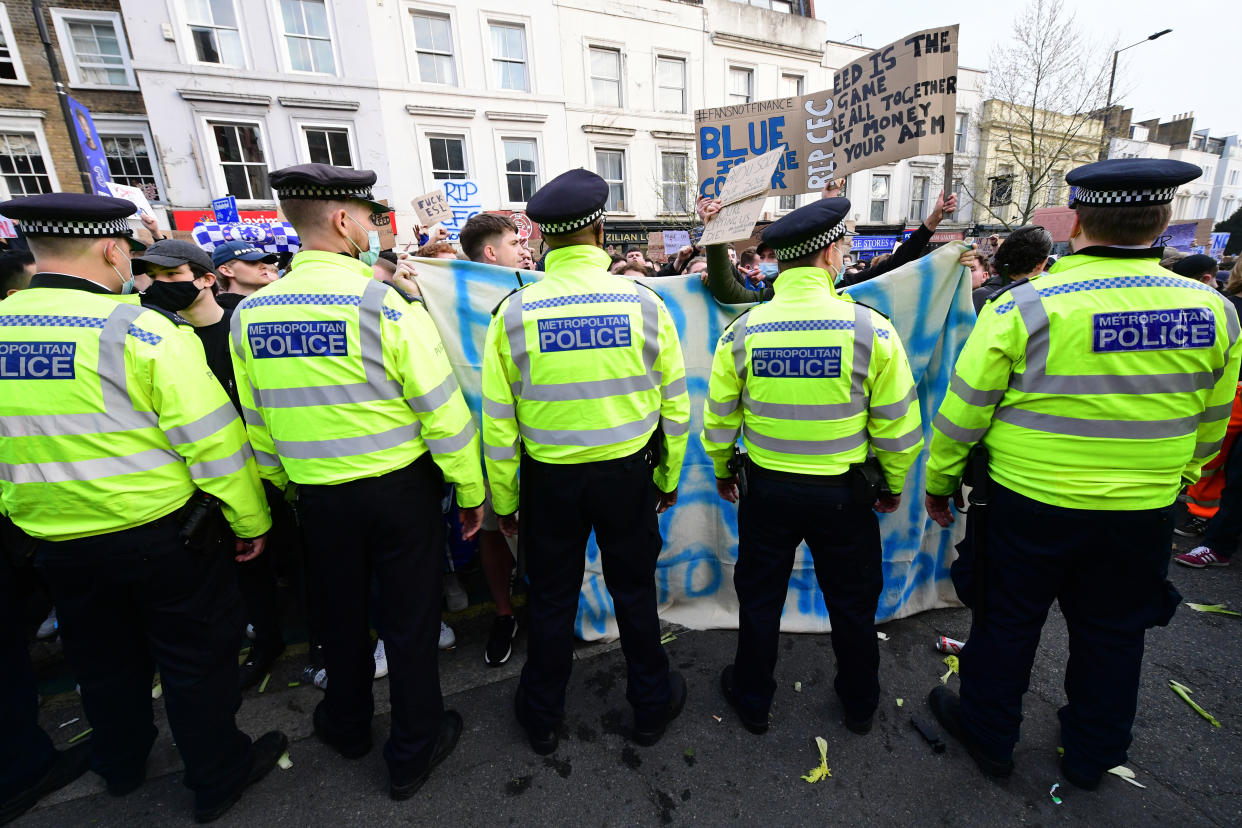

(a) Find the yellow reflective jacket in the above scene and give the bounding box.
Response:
[230,250,484,506]
[927,248,1242,509]
[481,245,690,515]
[700,266,923,492]
[0,276,270,541]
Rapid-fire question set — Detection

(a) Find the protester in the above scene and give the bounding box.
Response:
[1168,253,1220,286]
[970,226,1053,312]
[0,250,35,298]
[212,240,278,308]
[657,244,700,277]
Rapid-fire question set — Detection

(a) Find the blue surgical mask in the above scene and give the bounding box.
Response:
[346,215,382,266]
[108,245,135,294]
[758,262,779,278]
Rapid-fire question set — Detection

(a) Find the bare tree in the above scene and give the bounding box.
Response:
[966,0,1116,227]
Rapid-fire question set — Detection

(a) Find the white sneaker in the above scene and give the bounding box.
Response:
[312,668,328,690]
[245,623,256,640]
[36,608,57,640]
[439,621,456,650]
[443,573,468,612]
[373,639,388,679]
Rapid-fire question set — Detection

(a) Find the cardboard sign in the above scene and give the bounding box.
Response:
[695,25,959,199]
[104,181,154,218]
[699,148,786,246]
[647,231,666,261]
[1032,206,1078,243]
[411,188,453,227]
[371,199,396,249]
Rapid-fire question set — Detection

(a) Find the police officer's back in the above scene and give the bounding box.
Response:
[481,169,692,755]
[0,193,285,823]
[700,198,924,736]
[924,159,1241,789]
[229,164,485,800]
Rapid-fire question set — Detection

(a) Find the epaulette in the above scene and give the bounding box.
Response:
[141,304,192,328]
[388,283,422,305]
[490,283,531,316]
[851,298,891,321]
[984,277,1029,304]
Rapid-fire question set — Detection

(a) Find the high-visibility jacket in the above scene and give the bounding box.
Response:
[0,274,270,541]
[700,266,923,492]
[230,250,485,506]
[481,245,690,515]
[927,247,1242,510]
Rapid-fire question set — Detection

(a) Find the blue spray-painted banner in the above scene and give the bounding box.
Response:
[415,243,973,639]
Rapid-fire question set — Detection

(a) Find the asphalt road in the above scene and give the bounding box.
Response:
[16,553,1242,827]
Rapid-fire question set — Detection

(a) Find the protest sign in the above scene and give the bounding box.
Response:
[699,148,785,246]
[1032,206,1077,243]
[104,181,154,218]
[212,195,239,224]
[412,188,453,227]
[0,216,16,239]
[1211,232,1231,259]
[442,180,483,243]
[647,232,666,262]
[664,229,691,252]
[1156,222,1199,251]
[695,25,959,199]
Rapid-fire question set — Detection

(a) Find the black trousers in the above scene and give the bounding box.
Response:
[234,482,293,651]
[1204,429,1242,557]
[959,483,1179,777]
[0,551,56,801]
[732,471,883,722]
[35,516,252,798]
[297,455,445,772]
[517,450,670,730]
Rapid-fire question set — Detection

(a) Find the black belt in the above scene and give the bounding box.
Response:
[748,459,852,487]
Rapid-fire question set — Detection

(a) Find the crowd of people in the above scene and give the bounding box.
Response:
[0,154,1237,825]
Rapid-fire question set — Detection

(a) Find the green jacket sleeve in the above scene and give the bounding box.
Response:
[865,317,924,493]
[481,305,521,515]
[1184,301,1242,484]
[151,322,271,539]
[704,244,773,305]
[391,295,485,509]
[700,325,745,478]
[653,299,690,492]
[229,309,289,490]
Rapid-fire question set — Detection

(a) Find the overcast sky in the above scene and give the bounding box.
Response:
[816,0,1237,139]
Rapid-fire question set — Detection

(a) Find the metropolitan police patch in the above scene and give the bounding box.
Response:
[0,341,76,379]
[1092,308,1215,353]
[249,321,349,359]
[752,347,841,378]
[537,315,632,353]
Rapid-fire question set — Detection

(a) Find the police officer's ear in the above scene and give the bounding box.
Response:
[593,220,605,248]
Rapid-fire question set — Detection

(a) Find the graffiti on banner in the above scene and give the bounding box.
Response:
[694,25,959,199]
[442,180,483,242]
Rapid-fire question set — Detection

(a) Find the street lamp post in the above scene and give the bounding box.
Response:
[1099,29,1173,159]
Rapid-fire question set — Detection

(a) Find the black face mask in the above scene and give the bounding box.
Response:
[142,279,202,312]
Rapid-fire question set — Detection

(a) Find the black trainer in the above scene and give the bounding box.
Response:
[927,686,1014,779]
[389,711,463,800]
[843,710,875,735]
[514,685,558,755]
[719,665,769,734]
[193,731,288,823]
[313,700,372,759]
[484,615,518,667]
[1059,755,1102,791]
[0,741,92,825]
[1174,514,1209,537]
[239,642,286,691]
[633,671,687,747]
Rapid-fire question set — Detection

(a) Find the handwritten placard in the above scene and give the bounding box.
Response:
[104,181,154,218]
[663,229,691,252]
[699,148,786,246]
[647,231,666,262]
[412,188,453,227]
[442,180,483,243]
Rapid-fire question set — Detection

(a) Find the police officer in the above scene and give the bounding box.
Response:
[924,159,1241,789]
[230,163,485,799]
[481,169,691,755]
[700,198,924,736]
[0,193,285,823]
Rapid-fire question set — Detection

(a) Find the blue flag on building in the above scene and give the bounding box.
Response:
[66,95,112,194]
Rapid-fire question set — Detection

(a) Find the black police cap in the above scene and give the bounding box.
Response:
[0,192,142,247]
[1066,158,1201,207]
[268,163,387,213]
[761,197,852,261]
[525,169,609,234]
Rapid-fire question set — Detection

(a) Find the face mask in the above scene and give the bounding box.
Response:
[108,245,135,294]
[758,262,779,278]
[346,215,381,266]
[143,278,202,311]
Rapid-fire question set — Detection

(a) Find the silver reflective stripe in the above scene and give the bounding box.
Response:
[743,425,867,456]
[1009,370,1216,396]
[503,289,529,387]
[359,279,392,389]
[993,406,1199,439]
[704,427,740,444]
[519,410,658,448]
[0,446,181,485]
[189,443,253,479]
[870,386,918,420]
[484,443,518,460]
[638,289,661,378]
[165,401,238,445]
[934,412,987,443]
[661,417,690,437]
[1011,281,1050,376]
[850,304,873,401]
[516,373,658,402]
[408,372,459,414]
[662,375,687,399]
[97,303,147,415]
[424,421,477,454]
[732,312,751,380]
[1,410,135,439]
[1202,401,1234,422]
[707,397,740,416]
[871,426,924,453]
[255,449,281,468]
[1196,439,1224,459]
[258,380,404,408]
[229,308,246,361]
[483,396,515,419]
[742,388,863,421]
[1223,297,1241,344]
[950,374,1005,408]
[275,422,421,460]
[241,404,266,430]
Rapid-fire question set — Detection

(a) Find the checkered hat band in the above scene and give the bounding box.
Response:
[537,207,605,235]
[18,217,131,237]
[1071,186,1178,206]
[774,219,849,261]
[276,185,374,201]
